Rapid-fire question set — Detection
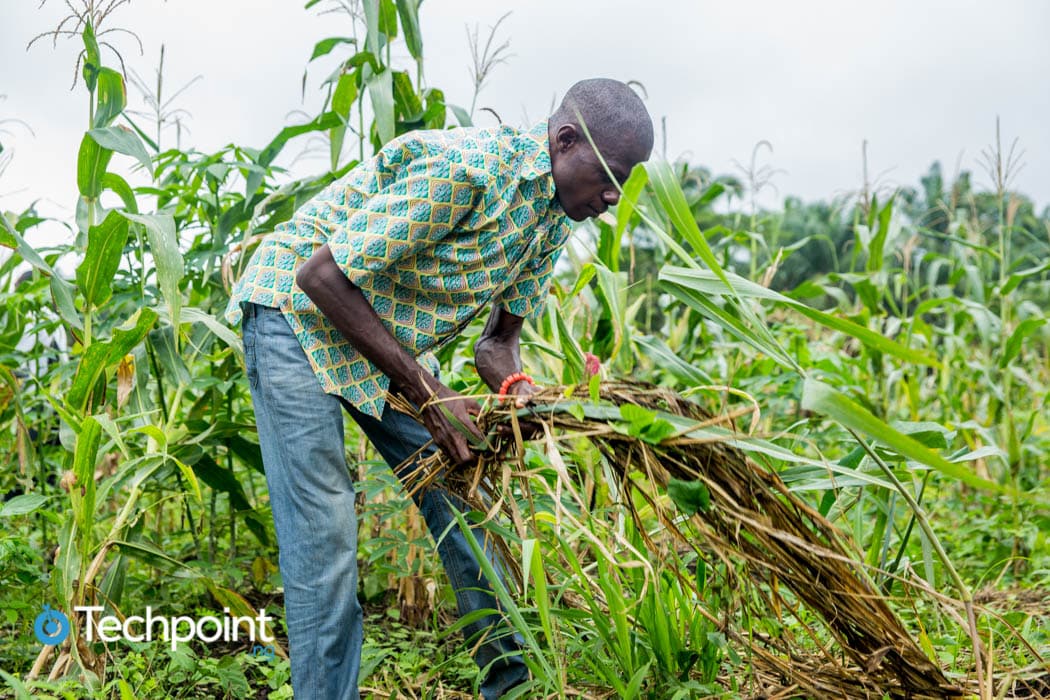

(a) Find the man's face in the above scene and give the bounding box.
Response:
[550,126,635,222]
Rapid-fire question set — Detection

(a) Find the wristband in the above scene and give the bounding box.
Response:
[498,372,535,397]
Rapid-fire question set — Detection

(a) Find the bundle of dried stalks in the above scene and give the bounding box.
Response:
[395,381,963,698]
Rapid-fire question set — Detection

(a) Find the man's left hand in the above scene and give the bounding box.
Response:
[499,379,544,441]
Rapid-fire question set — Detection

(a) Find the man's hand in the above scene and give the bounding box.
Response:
[501,379,544,441]
[417,383,486,467]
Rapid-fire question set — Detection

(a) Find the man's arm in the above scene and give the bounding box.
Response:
[474,304,539,408]
[296,243,485,466]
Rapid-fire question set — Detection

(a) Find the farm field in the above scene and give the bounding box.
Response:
[1,2,1047,698]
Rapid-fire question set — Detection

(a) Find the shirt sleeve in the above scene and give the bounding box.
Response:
[325,154,483,286]
[495,243,565,321]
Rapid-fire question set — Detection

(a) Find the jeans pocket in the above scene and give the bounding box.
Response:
[241,303,259,390]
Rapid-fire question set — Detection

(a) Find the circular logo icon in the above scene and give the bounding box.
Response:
[33,604,70,646]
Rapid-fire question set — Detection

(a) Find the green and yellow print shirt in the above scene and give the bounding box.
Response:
[224,120,571,418]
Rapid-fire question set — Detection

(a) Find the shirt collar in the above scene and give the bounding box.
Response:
[515,120,554,183]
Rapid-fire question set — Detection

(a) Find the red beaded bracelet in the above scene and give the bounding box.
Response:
[498,371,535,397]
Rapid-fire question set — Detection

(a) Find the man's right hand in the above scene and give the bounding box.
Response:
[415,382,486,467]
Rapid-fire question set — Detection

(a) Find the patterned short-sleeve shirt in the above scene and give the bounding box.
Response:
[224,120,571,418]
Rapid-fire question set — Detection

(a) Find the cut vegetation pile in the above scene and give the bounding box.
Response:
[399,381,967,698]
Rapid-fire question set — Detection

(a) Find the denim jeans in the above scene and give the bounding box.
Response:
[241,302,527,699]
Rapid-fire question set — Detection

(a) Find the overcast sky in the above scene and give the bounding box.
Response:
[2,0,1048,250]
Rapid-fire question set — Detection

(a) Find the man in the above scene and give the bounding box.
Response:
[224,77,653,699]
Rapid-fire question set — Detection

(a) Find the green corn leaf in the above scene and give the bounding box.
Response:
[645,159,729,286]
[661,266,939,367]
[72,416,102,556]
[801,378,1003,493]
[308,36,356,62]
[395,0,423,59]
[81,21,101,91]
[93,67,127,129]
[378,0,398,39]
[101,172,139,213]
[1000,261,1050,296]
[1000,318,1046,368]
[660,278,799,369]
[69,307,158,413]
[77,132,114,199]
[614,163,649,244]
[77,210,130,308]
[366,67,395,145]
[255,111,343,172]
[633,335,712,386]
[391,70,422,118]
[88,126,153,176]
[123,213,183,332]
[51,276,83,335]
[362,0,381,57]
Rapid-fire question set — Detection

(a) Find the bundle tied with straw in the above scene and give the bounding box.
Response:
[394,380,964,698]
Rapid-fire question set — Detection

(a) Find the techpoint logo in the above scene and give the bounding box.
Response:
[34,605,70,646]
[34,605,275,652]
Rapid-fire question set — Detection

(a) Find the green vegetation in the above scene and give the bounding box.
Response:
[1,1,1047,698]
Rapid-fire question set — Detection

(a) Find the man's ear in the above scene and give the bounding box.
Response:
[555,124,578,153]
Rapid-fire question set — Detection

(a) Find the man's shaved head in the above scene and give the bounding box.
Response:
[546,78,654,221]
[551,78,654,164]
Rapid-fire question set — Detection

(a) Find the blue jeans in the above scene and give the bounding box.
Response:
[241,302,527,699]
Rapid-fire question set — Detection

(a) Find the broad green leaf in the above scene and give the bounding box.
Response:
[77,210,130,308]
[866,196,895,273]
[88,126,153,176]
[0,494,49,518]
[92,67,126,128]
[554,305,585,383]
[801,378,1003,492]
[668,478,711,516]
[148,326,191,385]
[172,457,202,504]
[77,132,114,199]
[123,213,183,331]
[69,307,158,412]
